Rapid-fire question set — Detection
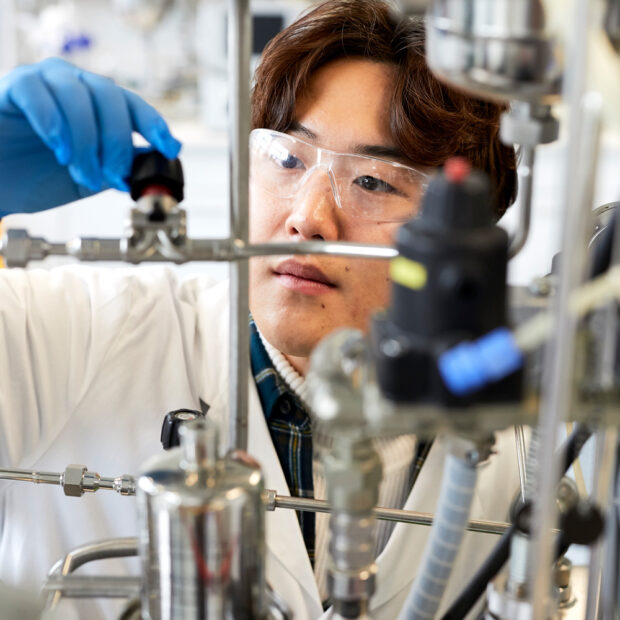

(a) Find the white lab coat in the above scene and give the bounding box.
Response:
[0,266,521,619]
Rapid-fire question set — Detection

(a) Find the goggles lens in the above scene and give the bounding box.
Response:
[250,129,428,222]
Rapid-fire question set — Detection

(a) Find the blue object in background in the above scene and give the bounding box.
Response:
[439,327,524,396]
[0,57,181,217]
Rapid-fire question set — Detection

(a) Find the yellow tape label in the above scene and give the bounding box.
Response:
[390,256,427,290]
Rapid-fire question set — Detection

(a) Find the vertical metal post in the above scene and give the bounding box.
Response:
[585,428,618,620]
[227,0,252,452]
[528,0,601,607]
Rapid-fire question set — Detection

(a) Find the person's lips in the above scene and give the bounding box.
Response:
[273,259,336,295]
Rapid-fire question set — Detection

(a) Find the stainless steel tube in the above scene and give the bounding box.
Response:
[47,538,138,609]
[43,576,141,598]
[528,1,603,610]
[585,428,618,620]
[0,467,61,485]
[238,241,397,260]
[227,0,252,452]
[48,538,138,577]
[508,144,535,258]
[272,494,510,535]
[514,425,528,503]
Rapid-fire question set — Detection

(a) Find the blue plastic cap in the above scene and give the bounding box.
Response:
[438,327,523,396]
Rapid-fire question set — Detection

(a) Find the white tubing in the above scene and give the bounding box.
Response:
[397,454,478,620]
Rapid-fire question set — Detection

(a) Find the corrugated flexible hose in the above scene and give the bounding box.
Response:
[397,454,478,620]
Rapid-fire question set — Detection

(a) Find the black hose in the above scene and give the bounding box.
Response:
[441,424,593,620]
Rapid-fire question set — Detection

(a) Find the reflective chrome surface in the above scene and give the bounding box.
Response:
[137,420,265,619]
[426,0,562,102]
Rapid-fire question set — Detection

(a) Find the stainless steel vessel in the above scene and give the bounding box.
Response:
[426,0,563,102]
[137,419,265,620]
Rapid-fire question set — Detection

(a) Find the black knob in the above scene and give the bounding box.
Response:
[561,499,605,546]
[160,409,205,450]
[129,151,184,203]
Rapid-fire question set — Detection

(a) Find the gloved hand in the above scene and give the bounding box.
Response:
[0,57,182,217]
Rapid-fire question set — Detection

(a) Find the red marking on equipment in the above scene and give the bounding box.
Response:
[142,185,172,197]
[444,157,471,183]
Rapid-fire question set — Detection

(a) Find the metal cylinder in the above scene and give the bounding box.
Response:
[137,419,265,620]
[426,0,562,102]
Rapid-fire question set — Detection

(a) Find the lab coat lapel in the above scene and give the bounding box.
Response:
[246,378,323,614]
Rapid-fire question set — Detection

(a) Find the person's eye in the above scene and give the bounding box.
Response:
[271,151,304,170]
[354,175,401,195]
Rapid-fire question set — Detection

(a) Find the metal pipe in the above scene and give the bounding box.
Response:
[47,538,138,578]
[1,232,397,265]
[508,144,535,258]
[0,467,61,485]
[237,241,397,260]
[227,0,251,453]
[585,428,619,619]
[43,576,141,598]
[271,494,510,535]
[514,425,528,503]
[528,8,603,611]
[47,538,138,609]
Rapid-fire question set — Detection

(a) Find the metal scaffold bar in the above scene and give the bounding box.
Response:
[227,0,252,453]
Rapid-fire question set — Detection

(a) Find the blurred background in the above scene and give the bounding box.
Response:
[0,0,619,285]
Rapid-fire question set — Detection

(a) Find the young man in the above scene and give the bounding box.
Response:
[0,1,519,618]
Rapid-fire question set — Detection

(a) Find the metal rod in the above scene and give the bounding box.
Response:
[47,538,138,609]
[43,576,141,598]
[272,494,510,535]
[0,467,61,485]
[514,425,528,503]
[238,241,397,260]
[48,538,139,578]
[528,3,603,609]
[1,232,397,265]
[585,428,618,619]
[509,144,535,258]
[227,0,251,453]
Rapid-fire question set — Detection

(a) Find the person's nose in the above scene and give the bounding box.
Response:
[284,168,340,241]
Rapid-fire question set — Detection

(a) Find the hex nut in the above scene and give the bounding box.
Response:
[63,464,86,497]
[324,452,382,513]
[4,229,31,268]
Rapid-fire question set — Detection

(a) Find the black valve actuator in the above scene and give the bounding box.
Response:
[129,150,184,203]
[371,158,522,405]
[160,409,206,450]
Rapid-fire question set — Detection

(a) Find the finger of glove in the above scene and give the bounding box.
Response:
[122,88,182,160]
[6,67,72,166]
[79,71,133,192]
[39,64,102,191]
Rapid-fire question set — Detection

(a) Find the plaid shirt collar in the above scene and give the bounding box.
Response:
[249,317,316,565]
[249,318,290,420]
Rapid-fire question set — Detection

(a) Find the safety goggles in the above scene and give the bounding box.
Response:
[249,129,429,223]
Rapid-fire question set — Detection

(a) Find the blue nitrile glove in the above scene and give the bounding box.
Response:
[0,57,182,217]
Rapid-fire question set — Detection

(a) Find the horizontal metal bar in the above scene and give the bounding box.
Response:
[273,494,510,535]
[1,231,397,265]
[43,576,141,598]
[237,241,397,260]
[0,467,61,485]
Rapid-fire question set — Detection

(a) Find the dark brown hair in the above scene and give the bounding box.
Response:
[251,0,517,218]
